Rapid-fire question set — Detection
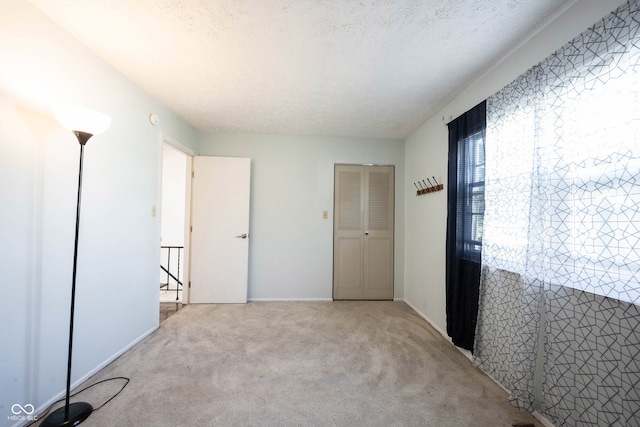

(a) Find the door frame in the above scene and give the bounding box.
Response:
[332,163,395,300]
[157,133,196,308]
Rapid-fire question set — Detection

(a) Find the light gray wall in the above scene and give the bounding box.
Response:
[198,134,405,301]
[0,0,200,423]
[403,0,627,335]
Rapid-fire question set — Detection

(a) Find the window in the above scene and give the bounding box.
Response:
[540,51,640,303]
[460,131,485,257]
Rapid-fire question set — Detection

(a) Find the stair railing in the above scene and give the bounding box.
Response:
[160,246,183,301]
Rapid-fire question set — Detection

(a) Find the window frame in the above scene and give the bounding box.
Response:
[459,130,486,261]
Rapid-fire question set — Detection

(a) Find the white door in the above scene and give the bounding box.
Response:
[190,156,251,303]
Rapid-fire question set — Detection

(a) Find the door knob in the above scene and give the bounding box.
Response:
[236,233,248,239]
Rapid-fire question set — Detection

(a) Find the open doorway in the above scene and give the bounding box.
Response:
[159,139,192,321]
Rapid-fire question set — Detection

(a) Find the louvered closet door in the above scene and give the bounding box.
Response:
[363,167,394,299]
[333,165,394,300]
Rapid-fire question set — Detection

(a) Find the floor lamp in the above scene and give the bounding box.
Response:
[41,106,111,427]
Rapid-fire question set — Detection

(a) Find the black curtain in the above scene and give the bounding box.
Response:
[446,101,486,352]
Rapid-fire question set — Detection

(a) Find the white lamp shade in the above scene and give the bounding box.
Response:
[55,105,112,136]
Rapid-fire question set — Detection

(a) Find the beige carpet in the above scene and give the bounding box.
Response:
[35,301,541,426]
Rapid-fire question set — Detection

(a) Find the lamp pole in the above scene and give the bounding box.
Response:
[41,103,110,426]
[41,131,94,427]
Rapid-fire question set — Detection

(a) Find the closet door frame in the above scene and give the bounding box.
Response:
[333,164,394,300]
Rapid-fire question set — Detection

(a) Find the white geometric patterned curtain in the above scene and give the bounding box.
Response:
[474,1,640,425]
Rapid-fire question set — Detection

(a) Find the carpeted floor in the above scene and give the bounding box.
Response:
[160,302,183,322]
[35,302,542,426]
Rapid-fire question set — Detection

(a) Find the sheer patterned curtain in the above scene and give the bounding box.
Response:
[474,1,640,425]
[474,71,544,413]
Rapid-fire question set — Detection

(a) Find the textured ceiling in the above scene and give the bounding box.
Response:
[29,0,574,139]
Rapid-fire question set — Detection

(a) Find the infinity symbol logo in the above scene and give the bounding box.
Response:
[11,404,35,415]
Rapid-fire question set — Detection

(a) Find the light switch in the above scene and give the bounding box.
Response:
[322,210,329,219]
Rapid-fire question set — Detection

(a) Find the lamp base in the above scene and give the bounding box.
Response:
[40,402,93,427]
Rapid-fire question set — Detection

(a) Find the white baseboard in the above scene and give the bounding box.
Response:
[401,299,469,361]
[400,300,556,426]
[249,298,402,303]
[401,299,459,343]
[533,411,556,427]
[248,298,333,302]
[477,364,514,395]
[24,325,158,427]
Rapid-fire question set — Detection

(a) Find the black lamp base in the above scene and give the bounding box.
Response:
[40,402,93,427]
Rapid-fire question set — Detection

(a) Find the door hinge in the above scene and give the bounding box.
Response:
[192,171,195,178]
[190,225,193,232]
[188,281,191,288]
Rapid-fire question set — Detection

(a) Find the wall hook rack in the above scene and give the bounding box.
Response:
[414,176,444,196]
